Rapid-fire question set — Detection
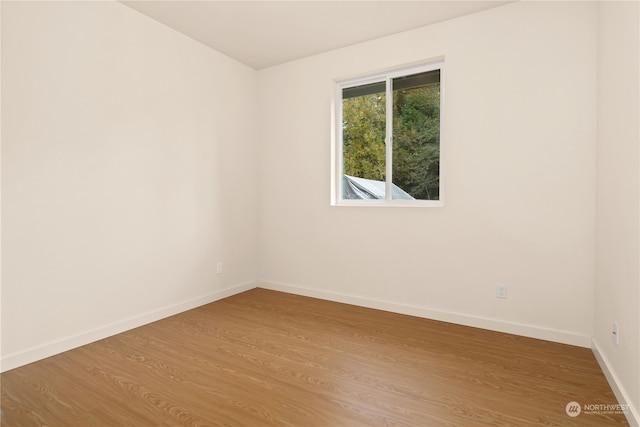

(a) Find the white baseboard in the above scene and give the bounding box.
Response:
[591,338,640,427]
[1,281,258,373]
[258,280,592,348]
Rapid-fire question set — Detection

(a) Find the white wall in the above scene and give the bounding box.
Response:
[595,1,640,423]
[1,1,258,370]
[258,1,598,347]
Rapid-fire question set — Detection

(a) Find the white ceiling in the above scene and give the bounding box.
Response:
[121,1,512,70]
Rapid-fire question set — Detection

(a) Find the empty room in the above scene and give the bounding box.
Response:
[1,0,639,426]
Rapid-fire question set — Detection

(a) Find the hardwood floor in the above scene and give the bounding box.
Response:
[1,288,629,426]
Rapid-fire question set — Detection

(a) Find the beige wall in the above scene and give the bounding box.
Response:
[257,1,598,346]
[595,0,640,421]
[1,1,259,370]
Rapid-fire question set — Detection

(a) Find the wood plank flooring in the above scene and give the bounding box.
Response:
[1,288,629,426]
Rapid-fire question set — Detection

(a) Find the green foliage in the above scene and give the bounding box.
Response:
[392,84,440,200]
[342,93,386,181]
[341,83,440,200]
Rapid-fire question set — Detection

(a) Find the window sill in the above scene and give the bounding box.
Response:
[333,199,444,208]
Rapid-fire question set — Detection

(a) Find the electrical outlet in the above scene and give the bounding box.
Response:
[612,321,619,346]
[216,262,223,274]
[496,284,507,299]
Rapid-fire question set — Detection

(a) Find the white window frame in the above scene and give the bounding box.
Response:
[332,61,444,207]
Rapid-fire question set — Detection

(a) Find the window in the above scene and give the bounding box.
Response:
[334,62,443,206]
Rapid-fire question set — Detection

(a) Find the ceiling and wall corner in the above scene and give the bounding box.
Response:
[120,1,512,70]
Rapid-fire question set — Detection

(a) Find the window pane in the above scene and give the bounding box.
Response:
[392,70,440,200]
[342,84,386,199]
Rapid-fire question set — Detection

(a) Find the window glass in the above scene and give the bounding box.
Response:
[342,83,386,199]
[392,70,440,200]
